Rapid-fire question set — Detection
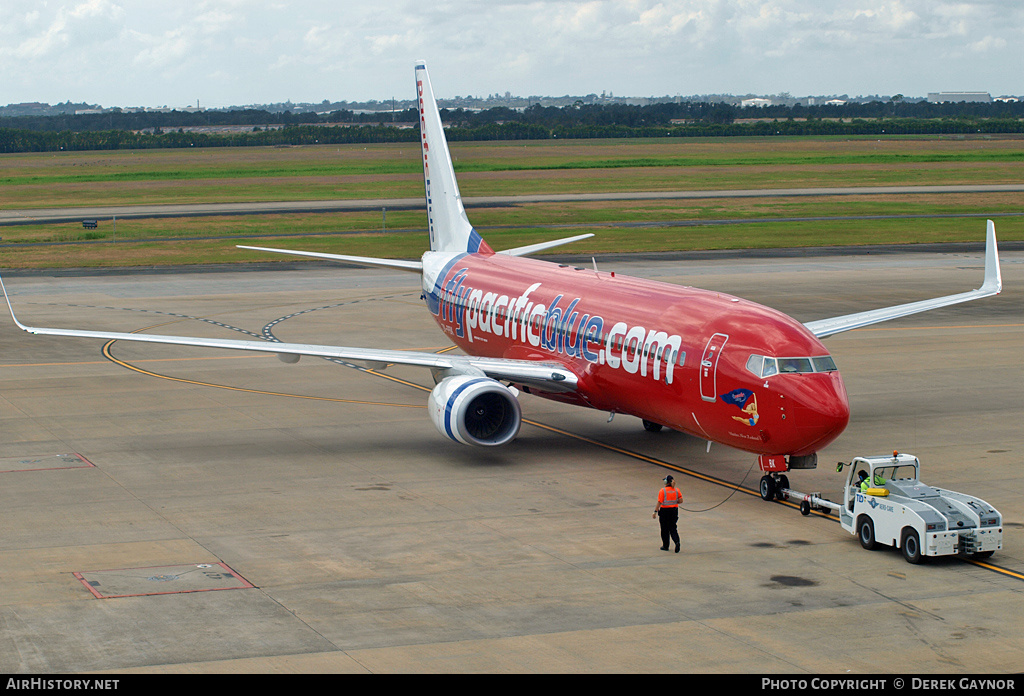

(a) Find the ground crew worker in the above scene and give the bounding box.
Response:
[859,471,886,491]
[653,475,682,553]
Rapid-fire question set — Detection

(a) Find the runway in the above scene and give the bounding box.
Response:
[3,183,1024,225]
[1,247,1022,673]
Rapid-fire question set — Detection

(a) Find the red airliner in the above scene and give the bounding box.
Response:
[1,63,1002,498]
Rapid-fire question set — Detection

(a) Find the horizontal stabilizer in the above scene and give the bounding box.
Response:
[237,245,422,272]
[498,233,595,257]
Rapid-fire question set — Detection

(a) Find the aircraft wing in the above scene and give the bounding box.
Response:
[0,276,578,393]
[804,221,1002,339]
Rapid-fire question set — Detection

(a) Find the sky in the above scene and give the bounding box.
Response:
[1,0,1021,108]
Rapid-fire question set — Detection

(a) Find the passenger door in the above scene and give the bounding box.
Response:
[699,332,729,402]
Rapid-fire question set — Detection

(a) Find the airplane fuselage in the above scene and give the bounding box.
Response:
[3,60,997,466]
[423,249,851,457]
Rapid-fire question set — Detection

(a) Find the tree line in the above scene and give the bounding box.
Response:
[1,99,1022,153]
[5,98,1024,131]
[0,107,421,133]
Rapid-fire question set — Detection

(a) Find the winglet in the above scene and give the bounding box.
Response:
[0,273,32,333]
[980,219,1002,295]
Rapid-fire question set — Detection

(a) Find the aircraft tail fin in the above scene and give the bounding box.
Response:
[415,61,492,255]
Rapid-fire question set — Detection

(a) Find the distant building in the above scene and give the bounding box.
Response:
[10,102,49,113]
[994,95,1020,102]
[741,98,771,108]
[825,99,847,106]
[927,92,991,103]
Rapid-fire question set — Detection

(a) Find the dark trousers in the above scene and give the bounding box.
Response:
[659,507,680,548]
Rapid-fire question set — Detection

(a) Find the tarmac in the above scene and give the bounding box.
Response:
[1,246,1022,673]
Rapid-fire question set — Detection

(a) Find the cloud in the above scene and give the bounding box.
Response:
[129,28,192,69]
[0,1,1020,106]
[968,35,1007,52]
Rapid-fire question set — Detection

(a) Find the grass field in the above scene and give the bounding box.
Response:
[1,135,1022,268]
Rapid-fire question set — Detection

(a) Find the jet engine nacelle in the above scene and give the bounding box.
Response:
[427,375,522,446]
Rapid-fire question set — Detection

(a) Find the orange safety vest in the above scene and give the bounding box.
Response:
[658,486,682,508]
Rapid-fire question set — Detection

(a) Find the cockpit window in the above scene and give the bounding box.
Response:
[812,356,837,372]
[746,354,837,378]
[779,357,813,373]
[745,354,764,376]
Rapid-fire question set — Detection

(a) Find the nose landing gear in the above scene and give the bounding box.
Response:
[757,453,816,500]
[759,473,790,501]
[757,454,793,501]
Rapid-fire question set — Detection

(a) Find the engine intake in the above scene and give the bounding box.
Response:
[428,375,522,446]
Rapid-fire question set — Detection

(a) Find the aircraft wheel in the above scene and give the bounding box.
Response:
[776,474,790,500]
[858,516,877,550]
[642,420,663,432]
[759,475,776,501]
[901,528,924,564]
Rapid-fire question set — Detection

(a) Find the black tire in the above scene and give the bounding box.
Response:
[642,420,663,432]
[800,500,811,516]
[759,475,776,501]
[776,475,790,500]
[971,550,994,560]
[901,528,924,564]
[858,516,876,550]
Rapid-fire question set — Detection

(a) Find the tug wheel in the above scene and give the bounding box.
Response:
[858,516,877,550]
[901,528,923,564]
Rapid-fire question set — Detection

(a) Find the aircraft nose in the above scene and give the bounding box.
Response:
[788,372,850,455]
[818,373,850,439]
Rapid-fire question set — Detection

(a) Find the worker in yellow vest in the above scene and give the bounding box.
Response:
[859,471,886,491]
[653,475,682,553]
